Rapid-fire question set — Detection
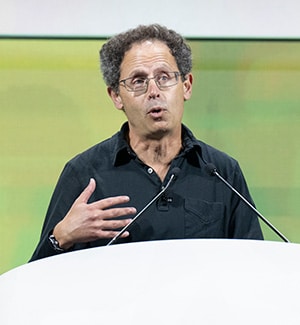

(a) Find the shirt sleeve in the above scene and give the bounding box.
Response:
[228,163,264,240]
[29,162,88,262]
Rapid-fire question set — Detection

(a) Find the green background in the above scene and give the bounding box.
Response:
[1,39,299,274]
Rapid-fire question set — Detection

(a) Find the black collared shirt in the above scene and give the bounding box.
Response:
[30,123,263,261]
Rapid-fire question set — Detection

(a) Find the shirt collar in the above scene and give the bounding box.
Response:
[180,124,203,167]
[113,122,204,167]
[113,123,135,166]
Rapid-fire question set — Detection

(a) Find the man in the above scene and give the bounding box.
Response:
[30,24,263,261]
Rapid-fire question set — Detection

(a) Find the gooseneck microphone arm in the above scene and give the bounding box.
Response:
[205,163,290,243]
[107,167,181,246]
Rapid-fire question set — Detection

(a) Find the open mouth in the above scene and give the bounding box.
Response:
[147,107,165,118]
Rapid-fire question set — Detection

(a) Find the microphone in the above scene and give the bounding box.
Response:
[205,163,290,243]
[107,167,181,246]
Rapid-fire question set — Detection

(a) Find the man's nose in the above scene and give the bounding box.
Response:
[147,78,160,97]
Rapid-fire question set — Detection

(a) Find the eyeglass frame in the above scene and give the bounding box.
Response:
[118,71,183,94]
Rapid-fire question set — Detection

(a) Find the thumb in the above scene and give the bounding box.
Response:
[76,178,96,204]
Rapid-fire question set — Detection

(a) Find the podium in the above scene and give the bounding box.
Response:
[1,239,300,324]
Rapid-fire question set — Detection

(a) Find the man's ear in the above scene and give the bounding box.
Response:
[107,87,124,110]
[183,73,193,101]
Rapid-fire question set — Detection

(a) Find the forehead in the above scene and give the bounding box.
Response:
[120,40,178,76]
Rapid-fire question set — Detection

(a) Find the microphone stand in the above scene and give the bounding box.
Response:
[107,169,179,246]
[209,165,290,243]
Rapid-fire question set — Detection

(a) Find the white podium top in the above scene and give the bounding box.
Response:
[1,239,300,325]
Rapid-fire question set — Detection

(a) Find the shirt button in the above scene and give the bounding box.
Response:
[147,167,153,174]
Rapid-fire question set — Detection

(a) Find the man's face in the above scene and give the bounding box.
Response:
[109,40,192,140]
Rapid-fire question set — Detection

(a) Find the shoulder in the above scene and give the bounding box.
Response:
[66,131,120,172]
[194,138,243,181]
[199,140,238,166]
[183,125,240,175]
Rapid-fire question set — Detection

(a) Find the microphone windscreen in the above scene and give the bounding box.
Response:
[204,163,217,176]
[170,167,181,178]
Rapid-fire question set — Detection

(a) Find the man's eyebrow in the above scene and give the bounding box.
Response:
[127,65,173,77]
[127,69,148,78]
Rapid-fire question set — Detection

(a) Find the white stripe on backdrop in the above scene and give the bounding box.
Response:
[1,0,300,38]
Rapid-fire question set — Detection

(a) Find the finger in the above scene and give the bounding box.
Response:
[120,231,130,238]
[102,230,130,239]
[91,195,133,210]
[100,207,136,220]
[76,178,96,204]
[102,218,133,230]
[111,230,130,239]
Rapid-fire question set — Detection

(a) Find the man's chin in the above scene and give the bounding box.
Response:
[147,124,170,139]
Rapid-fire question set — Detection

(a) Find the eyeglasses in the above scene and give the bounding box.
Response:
[119,71,182,94]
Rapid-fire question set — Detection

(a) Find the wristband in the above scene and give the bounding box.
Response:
[48,234,64,252]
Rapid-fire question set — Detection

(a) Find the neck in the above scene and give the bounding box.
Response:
[129,131,182,181]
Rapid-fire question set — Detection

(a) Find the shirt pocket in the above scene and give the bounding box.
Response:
[184,198,226,238]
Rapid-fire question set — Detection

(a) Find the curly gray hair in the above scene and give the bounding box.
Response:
[99,24,192,93]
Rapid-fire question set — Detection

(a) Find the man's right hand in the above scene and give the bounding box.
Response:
[52,178,136,250]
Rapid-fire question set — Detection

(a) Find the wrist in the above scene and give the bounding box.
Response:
[52,223,74,250]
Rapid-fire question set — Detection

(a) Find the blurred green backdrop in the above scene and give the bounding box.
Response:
[1,39,299,274]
